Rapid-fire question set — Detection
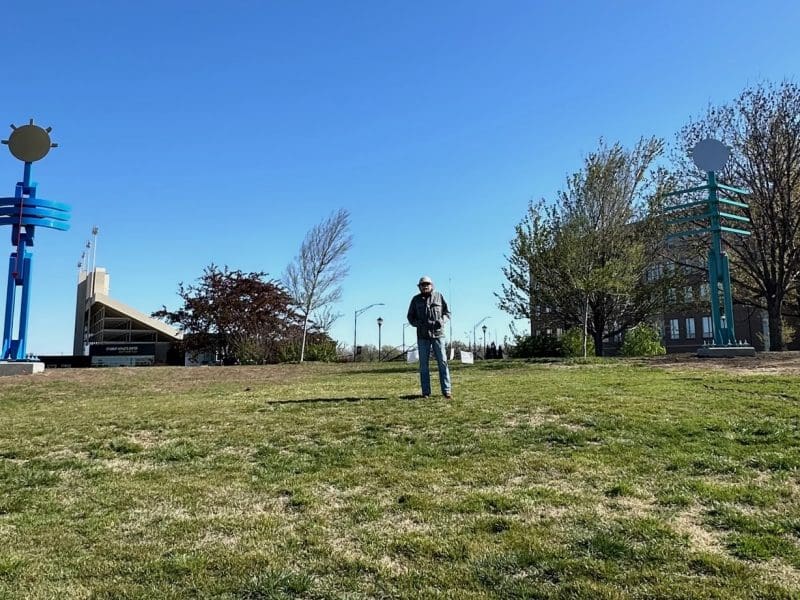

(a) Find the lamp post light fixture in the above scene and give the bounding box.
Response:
[482,324,488,355]
[402,322,410,357]
[353,302,384,362]
[377,317,384,361]
[472,316,490,352]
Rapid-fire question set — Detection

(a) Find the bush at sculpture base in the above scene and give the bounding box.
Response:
[620,324,666,357]
[562,327,595,357]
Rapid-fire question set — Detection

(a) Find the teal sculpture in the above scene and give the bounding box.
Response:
[664,139,754,355]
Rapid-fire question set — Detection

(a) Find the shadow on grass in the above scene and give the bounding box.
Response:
[466,360,535,370]
[345,360,527,375]
[341,366,415,375]
[262,396,392,405]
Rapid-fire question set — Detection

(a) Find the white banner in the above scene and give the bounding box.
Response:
[460,350,474,364]
[406,349,419,363]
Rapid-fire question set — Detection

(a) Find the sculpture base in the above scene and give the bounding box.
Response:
[696,345,756,358]
[0,361,45,376]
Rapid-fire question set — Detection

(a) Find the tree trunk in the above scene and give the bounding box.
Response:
[590,302,605,357]
[582,294,589,358]
[593,328,605,357]
[300,315,309,362]
[767,298,785,351]
[529,286,535,337]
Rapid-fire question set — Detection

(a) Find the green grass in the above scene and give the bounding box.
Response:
[0,360,799,599]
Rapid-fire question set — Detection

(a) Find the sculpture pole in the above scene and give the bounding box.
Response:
[1,120,71,360]
[664,139,754,357]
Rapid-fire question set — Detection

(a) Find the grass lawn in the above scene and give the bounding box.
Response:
[0,359,799,599]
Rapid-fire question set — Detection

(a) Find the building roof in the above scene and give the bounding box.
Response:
[90,291,183,341]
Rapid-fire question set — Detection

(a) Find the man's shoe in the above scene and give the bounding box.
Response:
[444,393,453,399]
[421,394,430,399]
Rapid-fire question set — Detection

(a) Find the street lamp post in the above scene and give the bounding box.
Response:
[472,316,490,353]
[402,322,410,357]
[482,324,487,356]
[354,302,384,362]
[377,317,383,361]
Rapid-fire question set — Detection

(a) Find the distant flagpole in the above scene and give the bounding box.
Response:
[448,276,453,341]
[449,277,454,359]
[90,226,99,296]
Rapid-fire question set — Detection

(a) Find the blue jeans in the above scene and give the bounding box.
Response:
[417,337,451,396]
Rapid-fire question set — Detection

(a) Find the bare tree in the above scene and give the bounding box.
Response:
[676,81,800,350]
[283,209,353,362]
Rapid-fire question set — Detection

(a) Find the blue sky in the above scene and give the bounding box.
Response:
[2,0,798,355]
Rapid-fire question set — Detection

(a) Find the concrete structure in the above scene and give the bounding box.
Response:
[696,344,756,358]
[0,361,44,376]
[73,268,182,366]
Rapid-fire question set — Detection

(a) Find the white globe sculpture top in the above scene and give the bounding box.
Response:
[691,138,730,172]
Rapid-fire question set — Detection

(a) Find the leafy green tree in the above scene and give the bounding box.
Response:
[499,138,679,356]
[496,200,555,336]
[556,138,680,355]
[676,81,800,350]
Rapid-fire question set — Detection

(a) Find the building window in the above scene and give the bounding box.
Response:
[670,319,680,339]
[685,318,696,338]
[684,287,694,303]
[699,283,710,299]
[702,316,713,338]
[646,264,664,282]
[667,288,676,304]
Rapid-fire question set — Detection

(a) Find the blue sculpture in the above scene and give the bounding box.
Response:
[0,120,71,360]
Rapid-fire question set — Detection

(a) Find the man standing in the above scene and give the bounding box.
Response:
[407,275,452,398]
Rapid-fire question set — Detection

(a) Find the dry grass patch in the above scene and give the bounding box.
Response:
[760,558,800,590]
[673,506,726,554]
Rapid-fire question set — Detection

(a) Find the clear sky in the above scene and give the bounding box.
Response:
[2,0,798,355]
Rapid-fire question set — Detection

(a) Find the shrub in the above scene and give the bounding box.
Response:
[232,337,268,364]
[620,324,666,356]
[304,341,338,362]
[562,327,594,357]
[510,334,563,358]
[278,341,338,362]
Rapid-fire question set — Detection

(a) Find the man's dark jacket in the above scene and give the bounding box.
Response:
[407,290,450,340]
